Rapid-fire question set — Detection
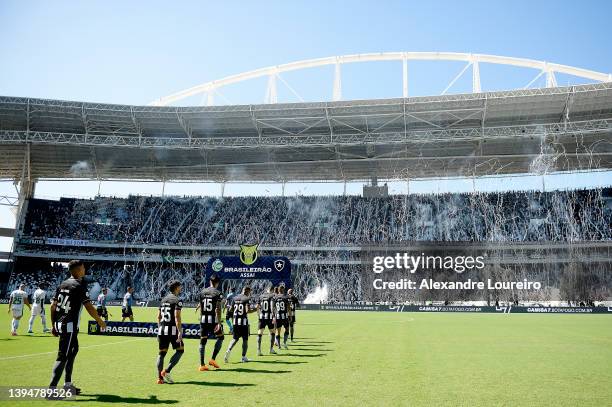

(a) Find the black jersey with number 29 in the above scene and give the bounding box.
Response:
[231,294,251,326]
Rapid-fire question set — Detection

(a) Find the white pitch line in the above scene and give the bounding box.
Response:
[0,337,149,361]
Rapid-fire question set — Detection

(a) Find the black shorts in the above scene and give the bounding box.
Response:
[97,307,108,319]
[122,306,133,318]
[258,319,275,330]
[232,325,249,340]
[289,315,296,325]
[200,323,223,338]
[158,334,183,351]
[276,319,289,329]
[57,331,79,361]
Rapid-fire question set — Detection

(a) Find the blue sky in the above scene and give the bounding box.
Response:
[0,1,611,250]
[1,0,611,104]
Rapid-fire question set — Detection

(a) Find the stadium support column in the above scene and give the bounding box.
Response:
[14,179,35,240]
[14,143,36,241]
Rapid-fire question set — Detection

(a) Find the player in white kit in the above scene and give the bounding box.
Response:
[8,284,31,336]
[28,283,50,333]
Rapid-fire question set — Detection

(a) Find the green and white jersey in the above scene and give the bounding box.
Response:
[10,289,28,310]
[32,289,46,307]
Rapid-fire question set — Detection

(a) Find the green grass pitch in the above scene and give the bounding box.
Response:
[0,307,611,406]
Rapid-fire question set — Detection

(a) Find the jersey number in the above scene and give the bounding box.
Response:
[234,303,245,315]
[277,302,285,311]
[201,298,213,312]
[261,301,270,312]
[56,294,71,313]
[160,305,172,322]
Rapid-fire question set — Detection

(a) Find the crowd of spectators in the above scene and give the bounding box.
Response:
[22,188,611,245]
[9,188,610,303]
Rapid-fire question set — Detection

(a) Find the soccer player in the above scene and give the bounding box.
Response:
[121,286,134,322]
[28,283,50,333]
[48,260,106,396]
[8,283,30,335]
[96,288,110,322]
[196,273,224,371]
[156,280,184,384]
[274,284,290,350]
[224,286,256,363]
[256,285,277,356]
[287,288,300,342]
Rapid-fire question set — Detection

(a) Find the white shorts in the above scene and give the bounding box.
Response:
[31,305,45,317]
[11,308,23,319]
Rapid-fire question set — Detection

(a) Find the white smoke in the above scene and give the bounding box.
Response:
[70,160,91,176]
[88,282,101,300]
[303,284,329,304]
[529,132,558,175]
[88,282,116,301]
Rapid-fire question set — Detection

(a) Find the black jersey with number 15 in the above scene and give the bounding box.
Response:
[199,287,222,324]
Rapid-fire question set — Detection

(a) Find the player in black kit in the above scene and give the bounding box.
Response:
[274,284,291,350]
[47,260,106,397]
[195,273,224,371]
[224,286,256,363]
[287,288,300,342]
[156,280,184,384]
[256,285,277,356]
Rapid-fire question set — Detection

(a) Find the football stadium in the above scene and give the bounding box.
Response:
[1,3,612,406]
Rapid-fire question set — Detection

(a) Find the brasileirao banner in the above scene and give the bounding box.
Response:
[205,243,291,286]
[88,320,203,338]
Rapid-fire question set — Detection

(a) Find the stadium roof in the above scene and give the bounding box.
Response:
[0,83,611,182]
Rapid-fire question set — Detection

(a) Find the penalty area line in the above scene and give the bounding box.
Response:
[0,337,148,361]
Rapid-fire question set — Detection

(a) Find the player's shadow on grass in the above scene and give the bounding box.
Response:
[176,381,255,387]
[289,343,326,346]
[290,347,333,352]
[297,340,333,344]
[74,394,178,404]
[225,367,291,374]
[276,353,327,358]
[250,360,307,364]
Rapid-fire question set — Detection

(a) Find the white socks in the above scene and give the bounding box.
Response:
[28,315,48,331]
